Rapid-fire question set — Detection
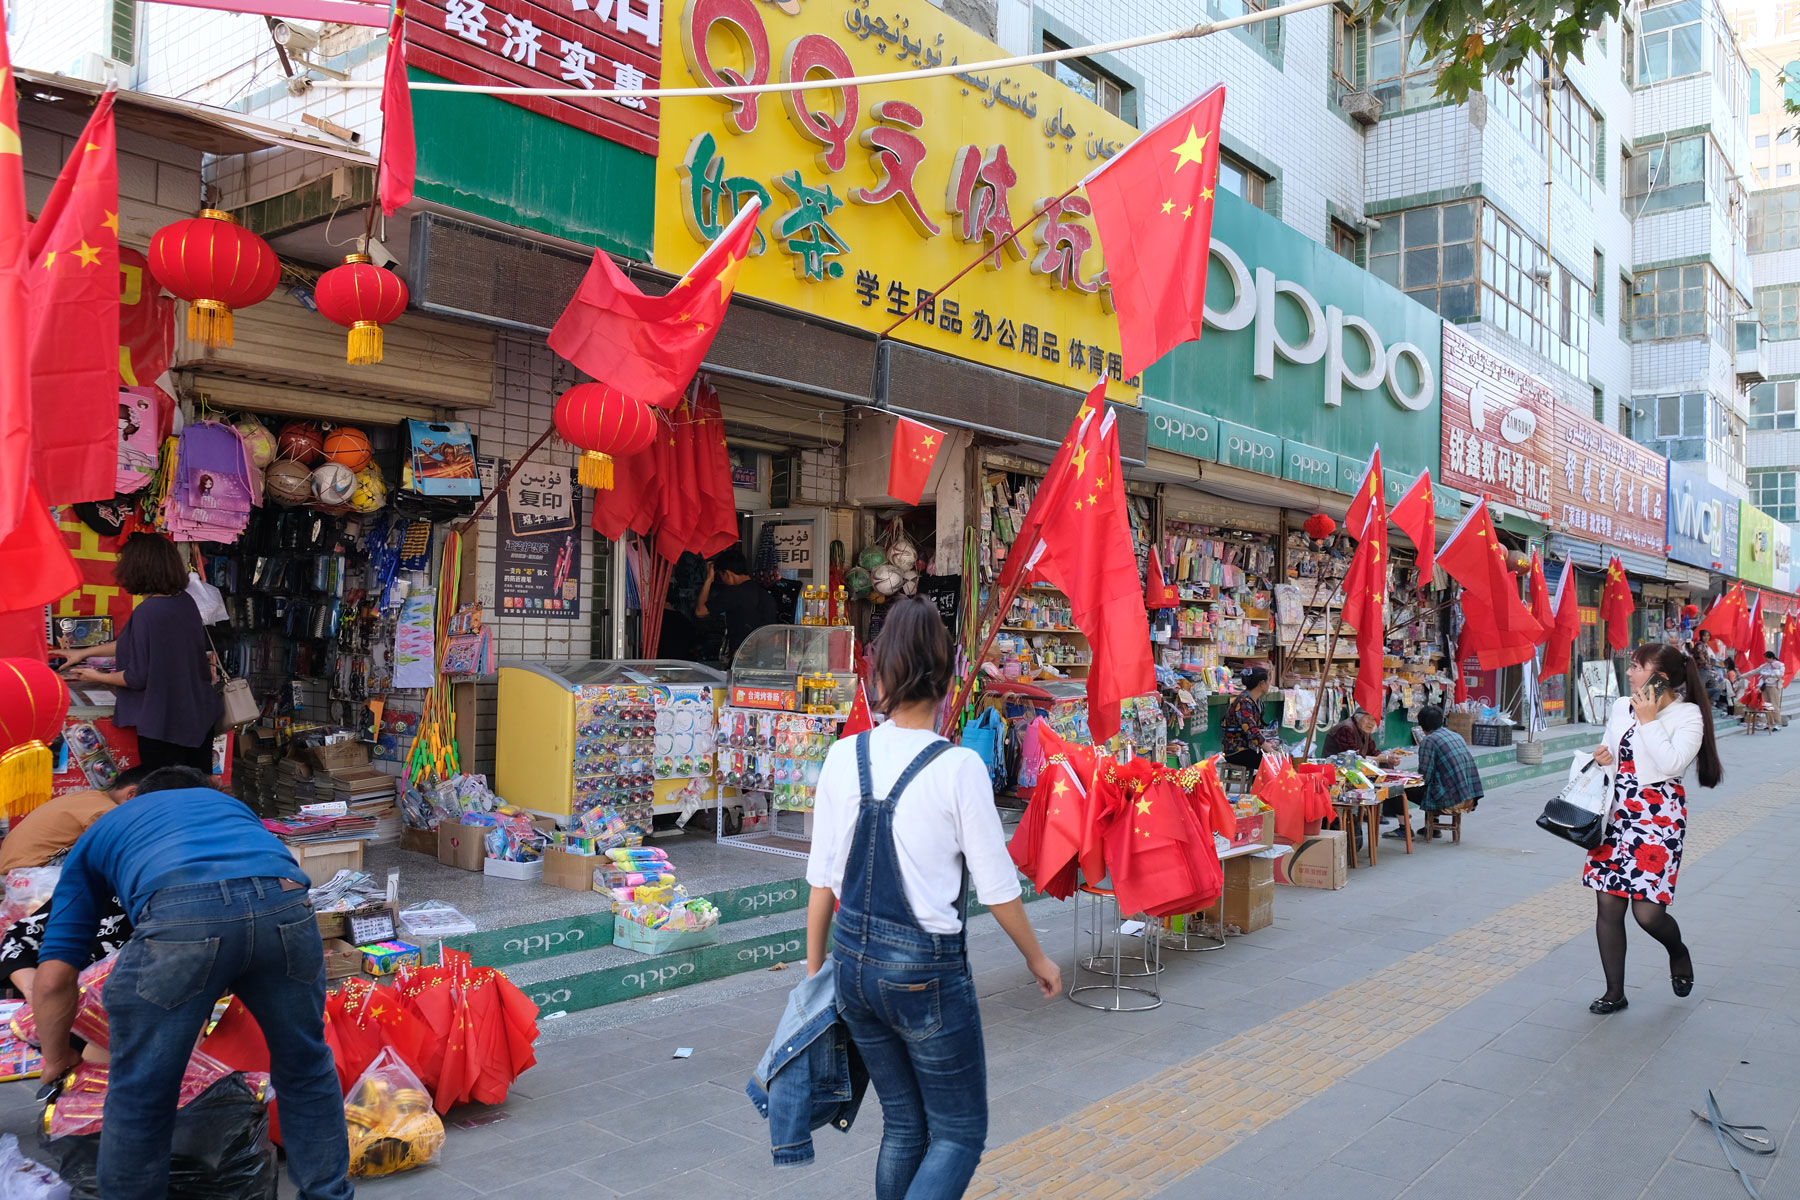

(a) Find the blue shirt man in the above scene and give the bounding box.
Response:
[35,769,351,1200]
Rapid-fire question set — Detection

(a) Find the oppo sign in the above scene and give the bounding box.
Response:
[1204,241,1436,413]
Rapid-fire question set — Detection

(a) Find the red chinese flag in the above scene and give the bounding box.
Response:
[655,394,702,562]
[1541,559,1580,680]
[550,198,760,409]
[1698,583,1750,650]
[1781,613,1800,688]
[378,2,416,216]
[1527,551,1553,635]
[840,680,873,738]
[1742,596,1767,665]
[1390,469,1436,580]
[1438,500,1543,670]
[1083,84,1226,379]
[1145,545,1179,610]
[0,481,80,617]
[1345,447,1382,540]
[1019,406,1155,743]
[0,27,33,542]
[689,380,737,556]
[27,91,119,505]
[118,246,173,387]
[995,384,1104,598]
[1599,557,1635,653]
[887,416,943,505]
[1337,477,1388,716]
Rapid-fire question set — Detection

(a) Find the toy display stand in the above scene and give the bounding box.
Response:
[714,625,856,860]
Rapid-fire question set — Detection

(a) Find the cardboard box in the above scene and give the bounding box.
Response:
[1274,830,1348,890]
[1221,853,1275,933]
[307,741,371,771]
[483,857,544,882]
[1229,810,1276,849]
[399,825,437,856]
[541,847,602,892]
[291,838,365,886]
[316,901,399,943]
[437,821,488,871]
[359,940,421,976]
[323,939,362,980]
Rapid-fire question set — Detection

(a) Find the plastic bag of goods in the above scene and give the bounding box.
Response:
[0,1132,68,1200]
[345,1048,446,1177]
[0,868,60,935]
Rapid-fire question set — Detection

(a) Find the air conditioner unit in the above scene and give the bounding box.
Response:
[66,53,125,85]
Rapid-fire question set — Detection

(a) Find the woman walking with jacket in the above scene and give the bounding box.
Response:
[1583,643,1722,1014]
[805,596,1060,1199]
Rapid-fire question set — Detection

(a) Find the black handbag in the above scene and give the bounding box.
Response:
[1535,757,1608,850]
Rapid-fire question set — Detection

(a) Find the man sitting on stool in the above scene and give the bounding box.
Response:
[1406,705,1483,840]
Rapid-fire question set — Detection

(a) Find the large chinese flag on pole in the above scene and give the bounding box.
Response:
[1598,556,1635,653]
[1390,470,1436,580]
[1698,582,1751,650]
[994,384,1104,598]
[1541,559,1580,679]
[1438,500,1543,670]
[1780,612,1800,687]
[27,91,119,504]
[550,198,761,409]
[1084,84,1225,379]
[1337,468,1388,716]
[1344,447,1382,540]
[378,2,416,216]
[887,416,944,505]
[1017,406,1155,743]
[0,27,32,542]
[1527,551,1553,634]
[1741,596,1767,665]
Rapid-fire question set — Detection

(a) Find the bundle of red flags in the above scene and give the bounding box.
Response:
[1338,450,1389,716]
[1780,612,1800,688]
[1438,500,1543,670]
[1530,555,1580,679]
[590,379,736,561]
[1599,557,1635,653]
[1252,756,1336,846]
[1698,582,1752,655]
[1741,597,1768,667]
[1008,721,1229,917]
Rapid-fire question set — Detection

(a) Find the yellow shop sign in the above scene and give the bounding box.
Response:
[654,0,1142,400]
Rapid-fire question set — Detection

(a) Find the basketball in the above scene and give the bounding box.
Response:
[277,421,325,464]
[323,426,372,470]
[265,460,314,505]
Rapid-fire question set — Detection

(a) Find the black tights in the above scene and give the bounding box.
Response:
[1594,892,1692,1001]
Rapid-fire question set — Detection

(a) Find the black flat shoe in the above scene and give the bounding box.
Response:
[1589,996,1629,1014]
[1672,975,1694,997]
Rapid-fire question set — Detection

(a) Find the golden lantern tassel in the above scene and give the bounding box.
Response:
[347,321,385,366]
[188,300,235,348]
[579,451,615,490]
[0,741,53,819]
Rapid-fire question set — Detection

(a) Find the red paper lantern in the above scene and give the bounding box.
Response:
[313,254,409,365]
[553,384,659,489]
[1683,603,1700,619]
[0,658,70,818]
[1507,552,1533,574]
[147,209,280,348]
[1302,514,1336,541]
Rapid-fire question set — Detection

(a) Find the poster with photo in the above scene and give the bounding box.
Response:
[496,460,582,618]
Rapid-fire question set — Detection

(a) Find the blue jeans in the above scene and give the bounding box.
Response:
[100,878,351,1200]
[834,950,987,1200]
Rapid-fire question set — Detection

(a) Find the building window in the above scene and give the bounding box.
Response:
[1752,67,1763,113]
[1218,152,1269,210]
[1370,201,1476,318]
[1330,219,1362,263]
[1618,399,1633,433]
[1553,85,1596,200]
[1758,285,1799,340]
[1787,60,1800,107]
[1595,116,1607,186]
[1206,0,1282,60]
[1481,204,1590,377]
[1592,249,1604,317]
[1636,0,1703,84]
[1784,164,1796,178]
[1593,385,1605,421]
[109,0,137,64]
[1635,393,1744,482]
[1759,166,1771,181]
[1750,469,1800,521]
[1750,380,1799,430]
[1332,7,1362,101]
[1619,276,1632,340]
[1368,11,1437,114]
[1749,191,1800,252]
[1633,264,1731,345]
[1621,22,1636,85]
[1624,135,1709,213]
[1487,54,1549,158]
[1757,133,1771,149]
[1041,33,1136,123]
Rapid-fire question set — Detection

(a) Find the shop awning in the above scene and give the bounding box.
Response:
[1662,561,1714,590]
[1547,534,1667,579]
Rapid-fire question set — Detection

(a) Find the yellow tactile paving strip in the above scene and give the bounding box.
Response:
[968,773,1800,1199]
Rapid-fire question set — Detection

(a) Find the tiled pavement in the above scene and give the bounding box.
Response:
[1,715,1796,1198]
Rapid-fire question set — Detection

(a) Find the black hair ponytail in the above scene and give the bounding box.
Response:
[1680,649,1723,788]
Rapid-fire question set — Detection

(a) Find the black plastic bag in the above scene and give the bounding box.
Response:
[45,1073,277,1200]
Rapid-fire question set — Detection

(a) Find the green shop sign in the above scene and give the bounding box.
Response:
[1283,439,1338,488]
[1144,399,1218,461]
[1739,501,1778,586]
[1217,420,1282,476]
[1140,191,1445,482]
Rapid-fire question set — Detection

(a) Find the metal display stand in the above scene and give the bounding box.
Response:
[1160,840,1268,952]
[1069,883,1163,1012]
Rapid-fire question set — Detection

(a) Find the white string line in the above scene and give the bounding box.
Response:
[312,0,1337,98]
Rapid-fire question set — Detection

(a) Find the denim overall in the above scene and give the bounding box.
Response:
[831,732,988,1200]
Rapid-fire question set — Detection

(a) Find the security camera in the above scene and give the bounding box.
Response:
[271,21,320,55]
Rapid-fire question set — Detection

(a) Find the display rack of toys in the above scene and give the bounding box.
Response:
[575,685,655,828]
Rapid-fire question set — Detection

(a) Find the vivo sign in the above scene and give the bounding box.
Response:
[1666,463,1737,570]
[1204,240,1436,413]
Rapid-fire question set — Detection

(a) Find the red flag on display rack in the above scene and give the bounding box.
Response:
[1337,460,1388,716]
[887,416,944,505]
[1083,85,1226,380]
[1344,447,1382,540]
[27,89,119,505]
[1145,545,1179,610]
[550,198,760,409]
[1599,557,1634,653]
[0,25,30,543]
[378,2,416,215]
[1438,500,1543,670]
[1698,582,1752,651]
[1390,470,1436,580]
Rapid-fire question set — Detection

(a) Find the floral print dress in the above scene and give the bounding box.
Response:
[1582,727,1685,904]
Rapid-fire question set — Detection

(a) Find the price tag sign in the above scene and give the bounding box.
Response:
[349,906,397,946]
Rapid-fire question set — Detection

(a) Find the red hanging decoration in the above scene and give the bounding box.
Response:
[1302,513,1336,542]
[553,384,659,490]
[0,658,71,818]
[147,210,280,348]
[313,254,409,365]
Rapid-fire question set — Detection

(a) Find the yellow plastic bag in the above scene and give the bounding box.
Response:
[344,1048,444,1177]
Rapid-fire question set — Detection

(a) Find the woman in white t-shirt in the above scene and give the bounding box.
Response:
[805,597,1060,1199]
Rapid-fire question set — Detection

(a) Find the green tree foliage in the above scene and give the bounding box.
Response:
[1362,0,1623,102]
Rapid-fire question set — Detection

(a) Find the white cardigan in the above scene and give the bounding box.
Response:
[1601,696,1705,787]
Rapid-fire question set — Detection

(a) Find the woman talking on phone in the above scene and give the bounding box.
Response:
[805,596,1060,1199]
[1583,643,1722,1015]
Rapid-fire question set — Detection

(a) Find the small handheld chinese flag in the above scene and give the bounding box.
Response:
[550,198,760,409]
[886,416,943,505]
[378,3,416,215]
[840,681,873,738]
[1390,470,1436,580]
[1599,556,1634,653]
[1083,84,1226,379]
[1145,545,1179,610]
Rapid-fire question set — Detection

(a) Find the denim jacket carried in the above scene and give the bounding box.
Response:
[745,958,868,1166]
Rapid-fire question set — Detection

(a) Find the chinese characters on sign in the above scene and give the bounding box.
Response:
[1547,407,1665,554]
[764,519,814,580]
[1438,325,1555,513]
[407,0,660,154]
[654,0,1144,399]
[495,460,583,616]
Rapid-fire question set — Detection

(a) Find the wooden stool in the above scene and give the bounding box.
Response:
[1743,708,1774,734]
[1424,799,1477,844]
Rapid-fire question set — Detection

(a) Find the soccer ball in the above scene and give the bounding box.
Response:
[858,546,888,570]
[349,465,387,513]
[235,419,277,469]
[312,462,358,506]
[845,566,873,598]
[900,568,920,596]
[872,564,903,596]
[887,539,918,572]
